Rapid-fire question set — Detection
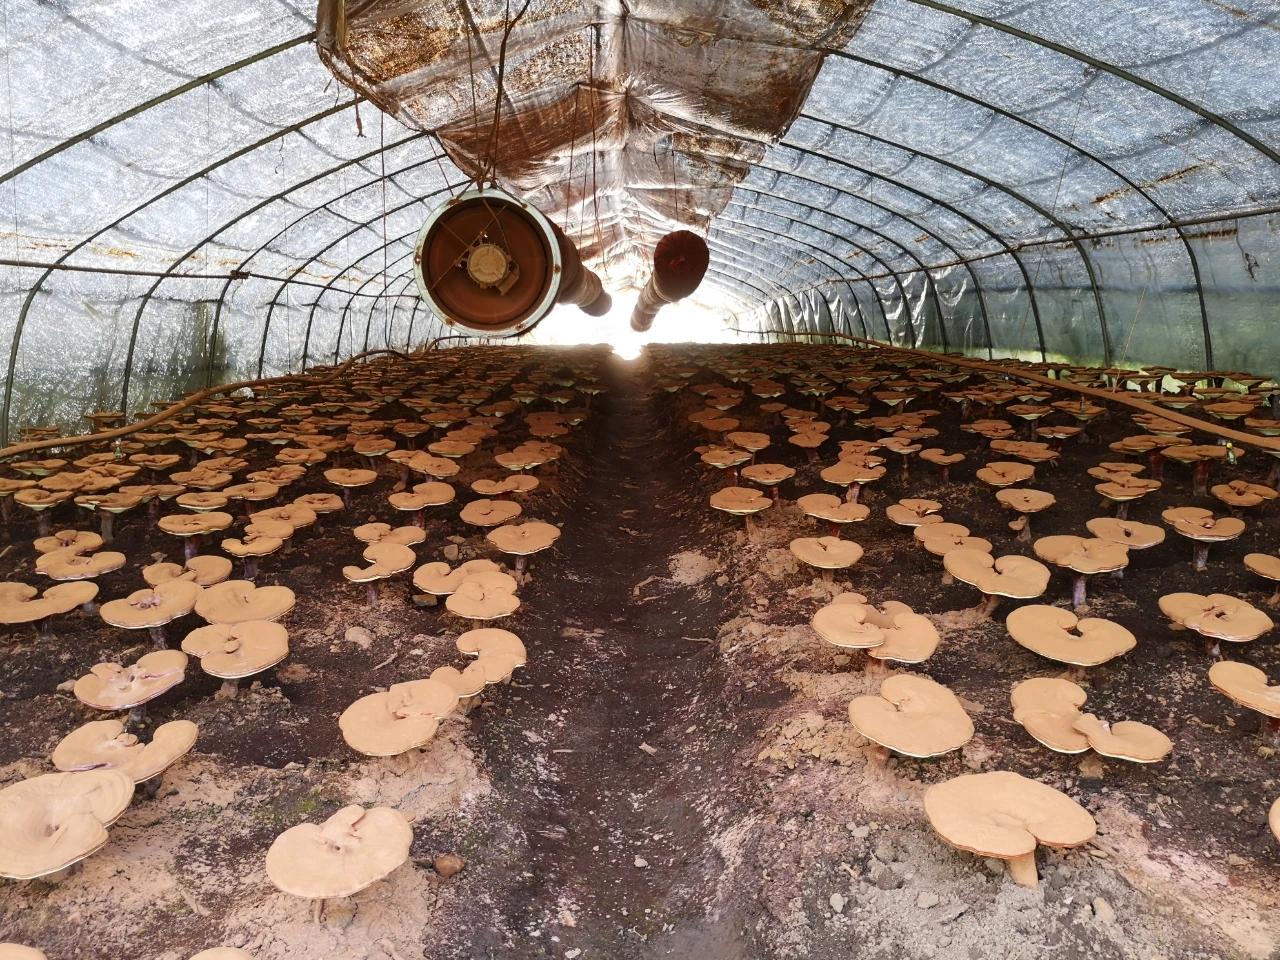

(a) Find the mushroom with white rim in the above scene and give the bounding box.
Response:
[339,678,457,756]
[100,579,202,649]
[73,650,188,728]
[923,770,1096,888]
[709,486,770,538]
[182,620,290,699]
[943,549,1050,618]
[848,674,973,758]
[486,520,561,576]
[1158,591,1273,657]
[1209,661,1280,746]
[343,541,417,604]
[995,488,1055,542]
[789,536,863,584]
[265,805,413,920]
[1006,605,1136,679]
[0,581,99,637]
[195,580,295,624]
[52,719,198,795]
[455,627,527,683]
[1244,553,1280,606]
[1161,506,1245,571]
[1032,535,1129,612]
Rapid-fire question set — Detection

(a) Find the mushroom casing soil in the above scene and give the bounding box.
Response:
[0,343,1277,959]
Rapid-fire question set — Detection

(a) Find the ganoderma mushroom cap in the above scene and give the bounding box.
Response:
[158,511,234,537]
[74,650,188,710]
[789,536,864,570]
[36,548,127,581]
[917,523,993,557]
[195,581,295,624]
[182,621,290,679]
[794,493,869,524]
[923,771,1096,888]
[339,678,457,756]
[1032,536,1130,575]
[1158,592,1274,642]
[1072,714,1172,763]
[33,529,102,555]
[1208,661,1280,719]
[0,581,98,625]
[944,549,1050,599]
[1011,677,1091,753]
[456,627,527,682]
[52,719,198,783]
[189,950,254,960]
[811,593,885,650]
[0,946,47,960]
[143,555,234,587]
[323,467,378,489]
[100,581,202,629]
[885,499,944,527]
[446,580,520,619]
[430,663,489,699]
[740,463,794,487]
[412,559,515,596]
[0,769,135,880]
[486,520,561,556]
[975,461,1034,487]
[459,498,522,527]
[1161,506,1245,542]
[353,523,426,546]
[865,606,941,664]
[1084,517,1165,550]
[1006,605,1136,667]
[848,674,974,757]
[265,805,413,899]
[1212,480,1278,509]
[708,486,771,515]
[342,541,417,583]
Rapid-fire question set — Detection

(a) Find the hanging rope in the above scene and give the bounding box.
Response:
[476,0,534,188]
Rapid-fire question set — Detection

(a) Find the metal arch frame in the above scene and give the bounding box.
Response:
[768,135,1044,360]
[0,34,317,187]
[714,206,894,337]
[820,49,1211,365]
[204,136,439,385]
[120,139,440,412]
[905,0,1280,170]
[702,232,851,313]
[736,152,1000,356]
[796,114,1113,364]
[723,188,932,345]
[1,97,360,445]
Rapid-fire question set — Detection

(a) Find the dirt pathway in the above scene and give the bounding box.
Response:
[436,356,764,959]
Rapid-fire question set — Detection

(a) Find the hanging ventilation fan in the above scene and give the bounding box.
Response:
[414,187,610,336]
[631,230,710,332]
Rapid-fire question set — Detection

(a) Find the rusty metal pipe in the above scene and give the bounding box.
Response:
[631,230,710,332]
[551,223,612,317]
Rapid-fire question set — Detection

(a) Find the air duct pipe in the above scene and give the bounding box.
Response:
[630,231,710,332]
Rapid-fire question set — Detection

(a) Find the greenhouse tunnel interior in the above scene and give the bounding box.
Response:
[5,0,1280,958]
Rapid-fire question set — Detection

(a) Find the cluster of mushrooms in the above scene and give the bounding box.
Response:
[667,341,1280,888]
[0,346,595,951]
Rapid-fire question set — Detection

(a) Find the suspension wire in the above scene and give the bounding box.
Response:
[477,0,535,188]
[380,111,390,348]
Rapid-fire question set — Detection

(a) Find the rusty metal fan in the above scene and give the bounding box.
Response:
[414,187,563,336]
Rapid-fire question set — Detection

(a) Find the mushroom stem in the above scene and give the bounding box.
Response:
[1114,501,1130,520]
[1006,851,1039,888]
[1192,460,1211,497]
[148,625,167,650]
[1264,717,1280,748]
[100,511,115,544]
[0,496,10,529]
[39,862,80,885]
[36,511,52,537]
[770,486,781,507]
[311,898,327,924]
[126,705,148,731]
[826,521,840,539]
[138,775,163,800]
[1148,451,1165,481]
[846,483,862,505]
[1267,460,1280,489]
[218,678,241,700]
[820,568,834,584]
[244,556,260,581]
[939,465,951,483]
[343,488,354,510]
[941,571,955,586]
[744,513,757,540]
[1203,636,1222,659]
[365,582,378,605]
[514,555,529,575]
[1071,574,1089,613]
[1266,586,1280,607]
[1015,516,1032,543]
[1192,542,1210,572]
[973,593,1001,618]
[184,535,201,562]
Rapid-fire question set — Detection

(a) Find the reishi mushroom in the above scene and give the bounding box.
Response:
[848,674,973,758]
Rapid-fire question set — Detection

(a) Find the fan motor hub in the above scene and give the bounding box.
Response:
[466,242,512,289]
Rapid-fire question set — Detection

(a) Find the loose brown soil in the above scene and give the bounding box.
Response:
[1,343,1277,959]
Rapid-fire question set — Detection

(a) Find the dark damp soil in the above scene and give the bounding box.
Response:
[0,342,1277,960]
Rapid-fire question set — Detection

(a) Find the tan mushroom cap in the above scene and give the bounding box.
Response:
[143,555,234,587]
[1212,480,1278,509]
[0,769,136,880]
[995,487,1056,514]
[1270,797,1280,845]
[293,492,344,514]
[36,547,127,581]
[413,559,515,596]
[789,536,864,570]
[794,493,869,524]
[1158,592,1274,642]
[740,463,795,486]
[866,604,941,663]
[1208,660,1280,718]
[920,447,964,466]
[1006,605,1136,667]
[944,549,1050,599]
[1085,517,1165,549]
[885,499,944,527]
[0,581,98,624]
[848,674,973,757]
[182,621,290,679]
[100,580,202,629]
[726,431,771,452]
[917,525,993,557]
[74,650,188,710]
[1072,714,1172,763]
[158,511,234,537]
[189,950,254,960]
[1245,552,1280,584]
[924,771,1096,886]
[975,461,1035,487]
[52,719,198,782]
[486,520,561,556]
[222,533,284,558]
[469,475,537,498]
[1032,535,1129,574]
[459,498,523,527]
[342,541,417,582]
[339,679,457,756]
[33,529,102,554]
[709,485,771,515]
[456,627,527,681]
[820,459,885,486]
[250,503,316,529]
[195,580,295,624]
[353,522,426,546]
[1161,506,1245,542]
[265,805,413,899]
[430,663,489,699]
[446,579,520,619]
[811,593,885,650]
[0,946,48,960]
[323,468,379,488]
[1011,677,1091,753]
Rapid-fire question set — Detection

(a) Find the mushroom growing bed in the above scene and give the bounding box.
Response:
[1,343,1279,959]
